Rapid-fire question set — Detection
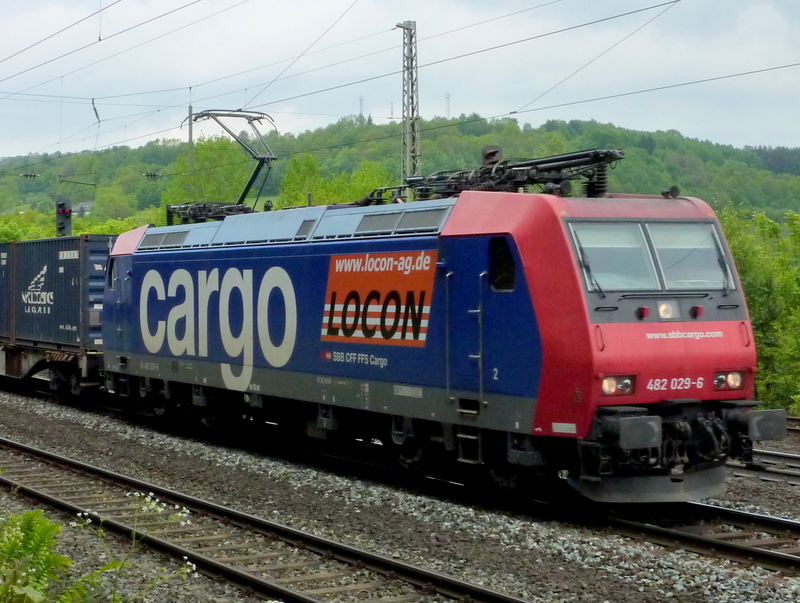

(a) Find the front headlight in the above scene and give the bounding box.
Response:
[602,376,636,396]
[714,371,745,390]
[658,300,680,320]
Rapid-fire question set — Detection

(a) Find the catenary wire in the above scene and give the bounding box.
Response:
[0,0,125,67]
[516,0,682,111]
[243,1,683,111]
[0,0,585,151]
[0,0,207,86]
[72,0,561,104]
[244,0,361,108]
[7,1,648,157]
[0,2,790,176]
[5,58,798,184]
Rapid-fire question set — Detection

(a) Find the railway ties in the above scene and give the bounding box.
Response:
[610,502,800,575]
[726,449,800,486]
[0,436,528,603]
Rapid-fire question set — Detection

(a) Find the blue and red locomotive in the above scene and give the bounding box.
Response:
[0,148,786,503]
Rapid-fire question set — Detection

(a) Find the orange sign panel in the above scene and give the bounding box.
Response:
[321,251,437,347]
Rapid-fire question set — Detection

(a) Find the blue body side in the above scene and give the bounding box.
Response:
[104,232,543,402]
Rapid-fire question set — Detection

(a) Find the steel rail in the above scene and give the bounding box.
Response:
[726,448,800,486]
[608,501,800,574]
[0,435,530,603]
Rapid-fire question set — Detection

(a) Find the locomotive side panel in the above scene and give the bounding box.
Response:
[438,234,542,423]
[103,225,544,437]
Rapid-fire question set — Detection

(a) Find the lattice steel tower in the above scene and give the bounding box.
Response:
[397,20,420,181]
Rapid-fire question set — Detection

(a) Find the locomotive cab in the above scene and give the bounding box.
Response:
[555,198,785,501]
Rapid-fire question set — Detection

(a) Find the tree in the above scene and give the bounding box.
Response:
[91,184,137,221]
[276,153,321,208]
[161,136,251,208]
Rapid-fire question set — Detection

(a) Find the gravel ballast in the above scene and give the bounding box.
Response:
[0,391,799,602]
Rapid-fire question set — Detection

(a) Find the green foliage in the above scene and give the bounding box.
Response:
[161,136,251,208]
[0,495,196,603]
[0,213,57,243]
[0,510,72,601]
[718,208,800,408]
[276,154,391,208]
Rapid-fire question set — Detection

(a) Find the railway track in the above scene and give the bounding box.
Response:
[609,501,800,574]
[0,436,528,603]
[727,449,800,486]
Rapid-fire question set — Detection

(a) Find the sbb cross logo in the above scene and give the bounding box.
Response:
[321,250,437,347]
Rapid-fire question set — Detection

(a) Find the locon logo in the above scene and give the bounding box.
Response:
[21,265,54,313]
[321,251,436,347]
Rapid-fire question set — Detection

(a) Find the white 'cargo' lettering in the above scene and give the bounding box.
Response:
[167,269,195,356]
[140,270,166,353]
[138,267,298,390]
[219,269,253,391]
[257,267,297,368]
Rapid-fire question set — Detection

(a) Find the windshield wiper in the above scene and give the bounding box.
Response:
[575,238,606,298]
[717,254,730,297]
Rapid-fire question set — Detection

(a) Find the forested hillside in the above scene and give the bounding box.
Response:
[1,115,799,412]
[3,116,800,226]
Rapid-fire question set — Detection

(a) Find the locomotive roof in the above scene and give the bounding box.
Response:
[112,190,717,256]
[131,198,456,253]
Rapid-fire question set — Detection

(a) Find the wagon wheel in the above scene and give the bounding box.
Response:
[69,373,82,397]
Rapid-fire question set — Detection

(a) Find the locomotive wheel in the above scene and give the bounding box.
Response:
[196,407,218,429]
[396,437,426,470]
[150,398,175,421]
[488,463,520,491]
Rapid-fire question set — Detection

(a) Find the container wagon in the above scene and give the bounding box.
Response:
[0,235,115,394]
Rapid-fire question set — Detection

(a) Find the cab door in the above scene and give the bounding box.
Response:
[443,235,542,406]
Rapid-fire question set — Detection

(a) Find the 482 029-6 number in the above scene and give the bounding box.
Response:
[646,377,704,391]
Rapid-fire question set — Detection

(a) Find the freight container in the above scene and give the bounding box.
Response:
[0,243,11,340]
[0,235,115,392]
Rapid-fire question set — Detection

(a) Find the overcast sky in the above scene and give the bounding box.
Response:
[1,0,798,160]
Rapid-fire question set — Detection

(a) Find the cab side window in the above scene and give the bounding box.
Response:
[107,257,117,291]
[489,237,515,291]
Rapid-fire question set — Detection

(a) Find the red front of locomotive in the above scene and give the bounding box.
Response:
[453,190,785,502]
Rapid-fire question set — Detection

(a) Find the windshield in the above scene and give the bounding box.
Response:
[569,223,660,291]
[647,223,729,290]
[570,221,732,292]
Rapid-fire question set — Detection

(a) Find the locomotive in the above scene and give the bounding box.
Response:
[0,147,787,503]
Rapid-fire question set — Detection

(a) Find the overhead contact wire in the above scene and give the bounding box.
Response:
[243,0,360,109]
[516,0,682,111]
[0,0,207,86]
[0,0,125,67]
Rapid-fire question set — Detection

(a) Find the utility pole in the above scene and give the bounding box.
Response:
[188,104,194,175]
[397,20,420,182]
